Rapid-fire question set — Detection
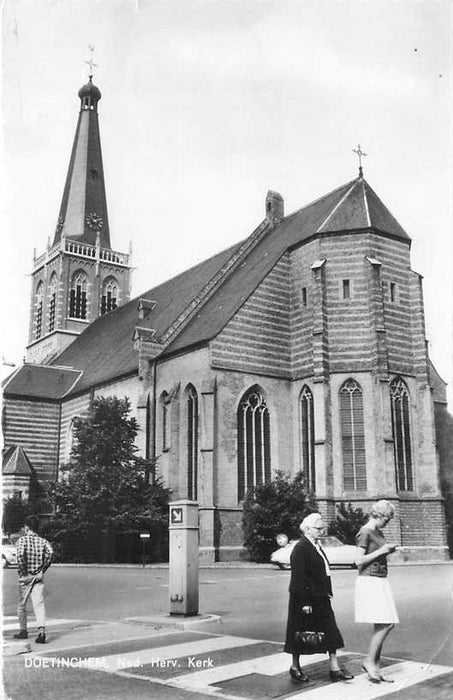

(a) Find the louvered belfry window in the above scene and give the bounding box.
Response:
[69,271,87,319]
[101,277,118,315]
[237,388,271,501]
[390,378,413,491]
[300,385,315,491]
[340,379,367,490]
[187,385,198,500]
[35,282,43,339]
[48,274,57,332]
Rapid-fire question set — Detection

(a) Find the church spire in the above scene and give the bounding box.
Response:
[53,59,110,248]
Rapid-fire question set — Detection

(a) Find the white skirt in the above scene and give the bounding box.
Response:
[355,576,399,624]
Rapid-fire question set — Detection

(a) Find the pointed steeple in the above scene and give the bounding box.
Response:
[53,76,111,248]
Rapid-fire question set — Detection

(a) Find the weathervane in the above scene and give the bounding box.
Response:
[352,143,367,177]
[84,45,97,79]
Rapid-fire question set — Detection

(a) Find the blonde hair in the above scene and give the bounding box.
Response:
[370,499,395,520]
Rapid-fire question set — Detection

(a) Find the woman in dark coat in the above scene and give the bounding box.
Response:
[284,512,353,684]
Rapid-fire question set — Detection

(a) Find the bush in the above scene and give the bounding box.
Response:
[327,502,368,544]
[242,470,316,562]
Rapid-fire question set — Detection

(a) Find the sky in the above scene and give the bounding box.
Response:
[1,0,452,407]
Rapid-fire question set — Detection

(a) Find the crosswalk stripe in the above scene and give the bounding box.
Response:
[287,661,452,699]
[75,635,262,672]
[172,652,288,689]
[3,618,84,632]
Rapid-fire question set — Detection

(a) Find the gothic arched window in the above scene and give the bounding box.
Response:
[186,385,198,500]
[69,271,88,319]
[35,281,43,339]
[237,387,271,501]
[101,276,118,315]
[48,273,57,332]
[300,385,315,491]
[340,379,367,491]
[390,377,413,491]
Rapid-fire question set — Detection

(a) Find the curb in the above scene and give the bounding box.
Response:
[49,560,453,569]
[3,640,32,657]
[124,613,222,630]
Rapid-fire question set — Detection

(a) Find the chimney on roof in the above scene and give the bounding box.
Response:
[265,190,284,221]
[137,298,156,320]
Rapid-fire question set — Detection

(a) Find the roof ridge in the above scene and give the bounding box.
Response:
[316,179,360,233]
[159,217,274,344]
[285,177,359,222]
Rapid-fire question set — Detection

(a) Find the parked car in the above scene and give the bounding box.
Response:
[2,536,18,568]
[270,534,357,569]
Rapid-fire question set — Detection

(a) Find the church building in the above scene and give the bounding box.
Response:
[3,76,449,562]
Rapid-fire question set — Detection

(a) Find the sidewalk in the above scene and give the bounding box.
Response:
[50,559,453,569]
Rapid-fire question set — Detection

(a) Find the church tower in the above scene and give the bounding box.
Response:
[26,70,131,364]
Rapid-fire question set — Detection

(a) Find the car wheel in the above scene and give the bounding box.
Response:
[2,557,8,568]
[277,563,290,570]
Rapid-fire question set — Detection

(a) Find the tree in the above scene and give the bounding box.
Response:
[47,396,171,561]
[327,502,368,544]
[242,470,316,562]
[2,494,30,535]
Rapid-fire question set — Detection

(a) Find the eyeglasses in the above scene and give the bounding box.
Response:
[312,525,325,530]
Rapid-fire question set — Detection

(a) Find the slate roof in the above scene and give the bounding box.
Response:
[3,364,82,400]
[2,446,34,476]
[5,175,412,399]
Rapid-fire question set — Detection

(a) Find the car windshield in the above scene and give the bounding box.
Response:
[319,536,343,547]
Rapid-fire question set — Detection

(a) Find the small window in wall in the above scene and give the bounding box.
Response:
[69,271,88,319]
[35,282,43,339]
[342,279,351,300]
[301,287,307,307]
[390,282,397,303]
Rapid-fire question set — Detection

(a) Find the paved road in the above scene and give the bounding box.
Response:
[3,563,453,699]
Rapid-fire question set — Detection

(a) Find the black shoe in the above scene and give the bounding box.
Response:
[35,632,46,644]
[329,669,354,682]
[289,667,309,683]
[14,630,28,640]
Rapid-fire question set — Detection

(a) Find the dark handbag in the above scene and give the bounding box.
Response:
[294,612,326,652]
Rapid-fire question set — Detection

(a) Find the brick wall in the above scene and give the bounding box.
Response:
[2,397,60,482]
[211,255,291,376]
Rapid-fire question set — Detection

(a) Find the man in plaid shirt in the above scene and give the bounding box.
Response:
[14,515,53,644]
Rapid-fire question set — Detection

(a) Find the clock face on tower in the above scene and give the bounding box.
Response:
[85,211,103,230]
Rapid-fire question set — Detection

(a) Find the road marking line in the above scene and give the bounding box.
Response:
[3,619,84,632]
[287,661,453,699]
[36,635,262,672]
[170,650,346,690]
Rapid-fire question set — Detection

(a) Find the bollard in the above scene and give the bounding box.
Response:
[169,500,199,616]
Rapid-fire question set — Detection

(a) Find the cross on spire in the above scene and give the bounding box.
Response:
[352,143,367,177]
[84,45,97,79]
